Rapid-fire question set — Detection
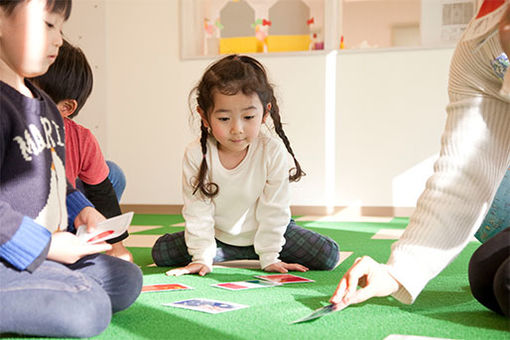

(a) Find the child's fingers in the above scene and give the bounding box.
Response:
[80,242,112,257]
[285,263,308,272]
[198,265,209,276]
[166,268,189,276]
[275,265,288,273]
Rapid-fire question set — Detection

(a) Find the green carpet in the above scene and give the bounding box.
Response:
[3,215,509,339]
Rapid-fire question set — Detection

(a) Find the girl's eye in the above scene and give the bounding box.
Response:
[45,21,55,28]
[244,115,255,120]
[218,117,229,122]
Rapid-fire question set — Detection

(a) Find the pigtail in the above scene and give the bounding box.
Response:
[268,96,305,182]
[192,122,219,198]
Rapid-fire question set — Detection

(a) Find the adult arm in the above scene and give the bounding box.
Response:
[331,2,510,307]
[500,3,510,98]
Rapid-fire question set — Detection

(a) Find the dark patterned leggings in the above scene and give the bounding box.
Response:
[152,219,340,270]
[468,227,510,317]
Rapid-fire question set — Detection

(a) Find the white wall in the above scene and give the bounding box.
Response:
[64,0,107,147]
[65,0,454,209]
[342,0,421,49]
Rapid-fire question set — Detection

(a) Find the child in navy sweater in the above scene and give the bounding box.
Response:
[0,0,142,337]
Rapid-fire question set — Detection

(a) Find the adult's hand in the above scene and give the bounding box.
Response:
[330,256,400,306]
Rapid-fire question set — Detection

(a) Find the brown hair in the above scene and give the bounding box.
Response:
[190,54,305,198]
[0,0,72,20]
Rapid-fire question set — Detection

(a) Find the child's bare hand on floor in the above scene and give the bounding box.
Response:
[166,263,211,277]
[264,261,308,273]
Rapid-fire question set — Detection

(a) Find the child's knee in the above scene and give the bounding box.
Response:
[151,232,188,267]
[63,305,112,338]
[112,261,143,312]
[50,286,112,337]
[151,234,170,266]
[314,239,340,271]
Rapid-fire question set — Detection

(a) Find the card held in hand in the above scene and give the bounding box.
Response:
[76,211,133,244]
[291,303,346,324]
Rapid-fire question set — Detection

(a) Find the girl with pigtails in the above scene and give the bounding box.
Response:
[152,55,339,276]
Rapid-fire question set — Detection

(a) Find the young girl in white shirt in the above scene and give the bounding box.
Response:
[152,55,339,276]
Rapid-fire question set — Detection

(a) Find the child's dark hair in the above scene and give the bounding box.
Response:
[191,54,305,198]
[31,39,93,118]
[0,0,72,19]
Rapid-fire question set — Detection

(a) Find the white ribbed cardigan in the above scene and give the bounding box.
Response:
[388,2,510,304]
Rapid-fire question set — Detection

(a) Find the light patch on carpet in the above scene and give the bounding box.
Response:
[337,251,353,268]
[372,229,479,242]
[372,229,405,239]
[296,215,393,223]
[384,335,453,340]
[124,234,160,247]
[170,222,185,227]
[128,225,162,233]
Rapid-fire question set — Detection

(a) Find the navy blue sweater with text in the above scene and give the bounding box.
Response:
[0,80,91,272]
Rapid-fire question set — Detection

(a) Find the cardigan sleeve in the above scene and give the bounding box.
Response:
[501,68,510,99]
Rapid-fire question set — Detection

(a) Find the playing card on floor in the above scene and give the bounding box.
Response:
[142,283,192,293]
[255,274,314,284]
[163,298,248,314]
[212,279,282,290]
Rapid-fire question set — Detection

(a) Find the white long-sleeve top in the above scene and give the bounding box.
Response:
[181,131,291,271]
[388,1,510,304]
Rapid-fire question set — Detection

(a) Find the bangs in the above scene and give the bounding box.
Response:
[0,0,71,19]
[46,0,72,20]
[216,79,259,97]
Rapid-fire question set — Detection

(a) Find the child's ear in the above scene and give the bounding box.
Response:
[262,103,272,123]
[56,99,78,118]
[197,106,210,128]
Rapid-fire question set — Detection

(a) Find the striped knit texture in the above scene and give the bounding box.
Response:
[0,217,51,270]
[389,23,510,304]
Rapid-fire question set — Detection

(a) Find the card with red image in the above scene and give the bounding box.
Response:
[142,283,193,293]
[212,279,281,291]
[76,212,133,244]
[255,274,314,284]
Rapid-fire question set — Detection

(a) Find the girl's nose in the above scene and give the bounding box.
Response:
[54,31,63,48]
[231,120,243,134]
